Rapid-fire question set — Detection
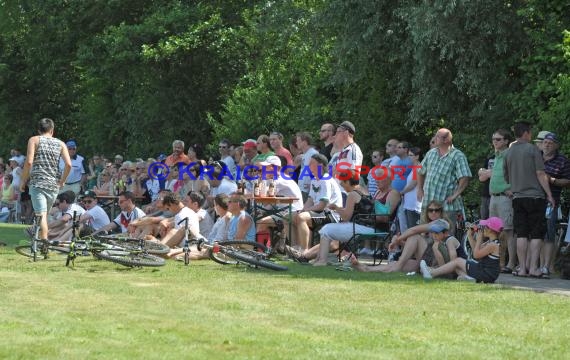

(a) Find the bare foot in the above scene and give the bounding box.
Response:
[350,257,371,272]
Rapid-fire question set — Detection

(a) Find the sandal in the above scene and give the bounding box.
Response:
[512,270,528,277]
[501,266,513,274]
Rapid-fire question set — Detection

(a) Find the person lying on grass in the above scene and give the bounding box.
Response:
[420,217,502,283]
[351,200,456,273]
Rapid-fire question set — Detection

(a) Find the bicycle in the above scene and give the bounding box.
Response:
[197,239,288,271]
[14,214,63,261]
[178,217,192,266]
[56,212,169,268]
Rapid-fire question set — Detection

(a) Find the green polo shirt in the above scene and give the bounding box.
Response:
[252,151,275,164]
[489,149,510,194]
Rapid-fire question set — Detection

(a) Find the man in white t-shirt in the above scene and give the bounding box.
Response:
[45,190,86,241]
[293,153,343,250]
[296,132,319,201]
[219,139,237,179]
[153,192,201,249]
[328,121,363,175]
[78,190,110,233]
[95,191,146,234]
[206,167,237,211]
[184,190,214,239]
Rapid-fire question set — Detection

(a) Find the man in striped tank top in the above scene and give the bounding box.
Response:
[20,118,72,242]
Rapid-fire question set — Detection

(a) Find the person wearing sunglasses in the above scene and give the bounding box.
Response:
[421,217,502,283]
[352,200,456,273]
[78,190,110,234]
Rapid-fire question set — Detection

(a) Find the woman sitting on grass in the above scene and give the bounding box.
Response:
[420,217,502,283]
[352,199,456,273]
[286,168,399,265]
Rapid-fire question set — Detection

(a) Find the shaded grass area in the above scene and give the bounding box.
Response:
[0,224,568,359]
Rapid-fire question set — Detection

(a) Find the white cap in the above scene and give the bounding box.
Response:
[259,155,281,167]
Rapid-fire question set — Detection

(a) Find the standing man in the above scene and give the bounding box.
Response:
[20,118,72,242]
[484,129,516,273]
[392,142,413,232]
[319,123,336,161]
[417,128,471,229]
[329,121,363,176]
[540,133,570,278]
[218,139,237,178]
[165,140,191,167]
[366,149,384,196]
[504,122,554,278]
[381,139,399,167]
[59,140,87,196]
[296,132,319,201]
[252,135,275,164]
[269,131,293,166]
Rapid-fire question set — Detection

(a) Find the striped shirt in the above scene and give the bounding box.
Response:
[29,136,62,192]
[419,147,472,212]
[544,152,570,202]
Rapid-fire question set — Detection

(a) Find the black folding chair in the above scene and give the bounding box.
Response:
[340,213,395,265]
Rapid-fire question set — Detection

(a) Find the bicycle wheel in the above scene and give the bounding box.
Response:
[226,249,288,271]
[96,235,170,255]
[96,250,166,267]
[209,241,268,265]
[15,244,70,259]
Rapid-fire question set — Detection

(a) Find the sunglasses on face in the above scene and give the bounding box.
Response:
[83,199,94,204]
[427,207,442,213]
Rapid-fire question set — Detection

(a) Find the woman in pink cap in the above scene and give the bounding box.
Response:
[420,217,503,283]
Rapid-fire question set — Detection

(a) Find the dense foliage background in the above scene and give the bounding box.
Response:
[1,0,569,202]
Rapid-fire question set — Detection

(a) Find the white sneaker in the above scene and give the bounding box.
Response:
[420,260,432,279]
[457,275,476,282]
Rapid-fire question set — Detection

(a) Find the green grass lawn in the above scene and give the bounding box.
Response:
[0,223,568,359]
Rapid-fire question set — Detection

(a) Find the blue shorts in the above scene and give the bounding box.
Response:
[29,186,58,213]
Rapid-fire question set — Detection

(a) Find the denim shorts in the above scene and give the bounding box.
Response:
[29,186,58,213]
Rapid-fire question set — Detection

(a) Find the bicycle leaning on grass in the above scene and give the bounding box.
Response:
[15,214,69,261]
[196,239,288,271]
[65,211,169,267]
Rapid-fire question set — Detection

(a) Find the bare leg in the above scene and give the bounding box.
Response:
[313,234,331,266]
[352,235,426,273]
[37,212,49,240]
[294,212,312,250]
[428,257,467,278]
[160,228,185,248]
[541,242,555,272]
[528,238,542,276]
[504,229,516,269]
[516,237,528,274]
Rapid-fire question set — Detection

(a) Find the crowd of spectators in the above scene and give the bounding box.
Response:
[8,120,570,281]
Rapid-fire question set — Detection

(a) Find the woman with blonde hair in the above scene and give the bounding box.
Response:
[352,199,456,273]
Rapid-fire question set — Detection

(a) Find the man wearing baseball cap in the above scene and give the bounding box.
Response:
[330,121,363,177]
[540,132,570,278]
[59,139,87,197]
[78,190,110,233]
[533,130,552,152]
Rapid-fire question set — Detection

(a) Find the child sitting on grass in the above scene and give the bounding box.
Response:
[420,217,502,283]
